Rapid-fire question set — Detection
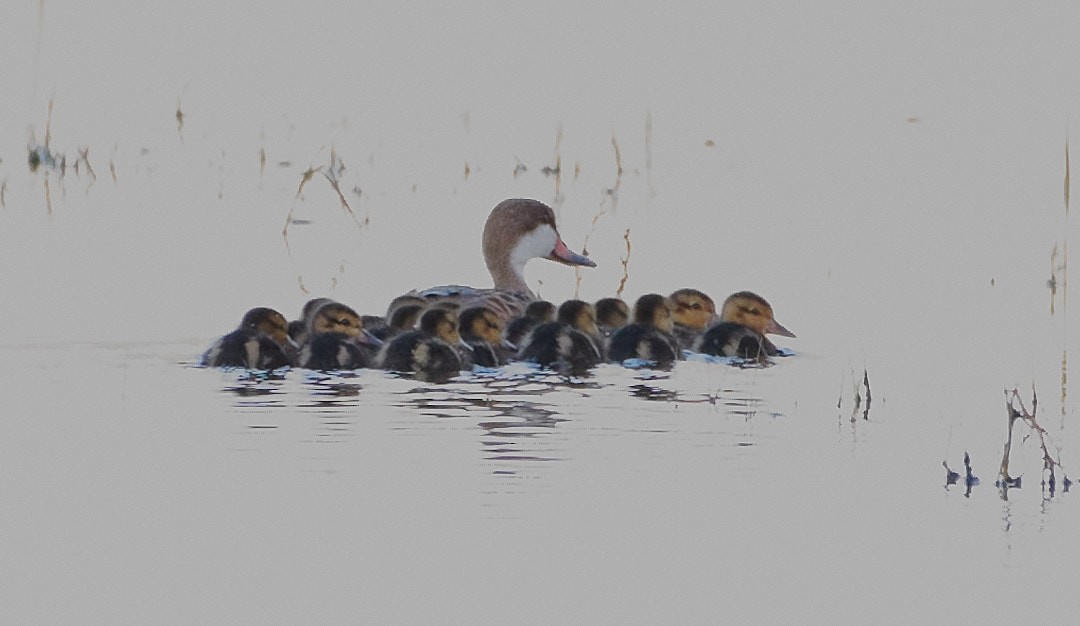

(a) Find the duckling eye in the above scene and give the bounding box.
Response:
[690,303,701,310]
[337,318,352,326]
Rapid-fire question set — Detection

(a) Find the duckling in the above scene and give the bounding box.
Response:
[297,301,381,370]
[288,297,335,346]
[694,291,796,359]
[607,294,680,367]
[458,305,512,367]
[202,307,295,369]
[595,297,629,332]
[504,300,556,347]
[517,299,602,374]
[594,297,629,354]
[399,198,596,322]
[379,308,465,383]
[669,288,717,351]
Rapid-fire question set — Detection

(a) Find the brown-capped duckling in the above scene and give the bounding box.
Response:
[594,297,629,335]
[458,305,513,367]
[288,297,335,346]
[298,301,381,370]
[202,307,295,369]
[669,288,717,351]
[607,294,680,367]
[378,308,464,383]
[694,291,795,359]
[517,300,602,374]
[504,300,556,347]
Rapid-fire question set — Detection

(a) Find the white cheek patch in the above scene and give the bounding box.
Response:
[508,224,558,274]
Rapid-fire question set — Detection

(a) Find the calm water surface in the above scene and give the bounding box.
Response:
[4,2,1080,623]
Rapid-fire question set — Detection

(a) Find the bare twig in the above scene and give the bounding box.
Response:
[616,228,631,297]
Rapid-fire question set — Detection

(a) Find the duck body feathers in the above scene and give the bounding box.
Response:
[202,329,291,370]
[607,324,679,367]
[379,331,462,383]
[517,322,602,374]
[694,322,778,360]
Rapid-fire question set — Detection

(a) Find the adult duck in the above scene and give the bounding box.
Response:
[404,199,596,321]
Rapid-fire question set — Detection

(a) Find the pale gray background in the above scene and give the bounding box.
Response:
[2,2,1078,623]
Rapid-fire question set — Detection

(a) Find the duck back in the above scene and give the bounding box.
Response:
[607,324,679,367]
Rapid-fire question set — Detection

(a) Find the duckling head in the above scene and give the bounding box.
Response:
[632,293,675,334]
[388,303,424,332]
[720,291,795,337]
[240,307,292,347]
[482,199,595,293]
[595,297,629,329]
[419,307,463,346]
[459,305,506,346]
[523,299,557,322]
[557,299,599,338]
[670,288,717,331]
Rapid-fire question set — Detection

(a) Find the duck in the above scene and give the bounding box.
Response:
[297,301,382,370]
[607,294,680,367]
[288,297,335,346]
[504,300,556,347]
[202,307,295,369]
[457,305,513,367]
[693,291,795,360]
[669,288,717,351]
[378,307,465,383]
[516,299,602,374]
[402,198,596,322]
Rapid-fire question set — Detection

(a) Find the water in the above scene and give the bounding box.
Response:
[3,2,1080,623]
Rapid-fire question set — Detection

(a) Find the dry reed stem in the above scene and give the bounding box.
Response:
[1,180,7,208]
[616,228,631,297]
[999,387,1066,491]
[76,147,96,184]
[259,147,266,177]
[175,100,185,141]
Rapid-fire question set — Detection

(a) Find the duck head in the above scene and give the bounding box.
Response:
[670,288,717,331]
[482,199,595,294]
[239,307,293,348]
[419,307,466,348]
[309,301,382,346]
[720,291,795,338]
[632,293,675,334]
[594,297,629,330]
[557,299,600,338]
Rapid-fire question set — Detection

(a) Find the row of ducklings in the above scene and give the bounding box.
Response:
[201,290,794,382]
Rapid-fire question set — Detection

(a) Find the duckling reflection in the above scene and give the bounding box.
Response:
[378,308,464,383]
[607,294,680,367]
[517,299,602,374]
[298,301,381,370]
[694,291,795,360]
[202,307,295,370]
[669,288,717,351]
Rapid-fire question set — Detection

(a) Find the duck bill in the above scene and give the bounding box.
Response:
[766,319,796,338]
[358,329,385,347]
[547,238,596,267]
